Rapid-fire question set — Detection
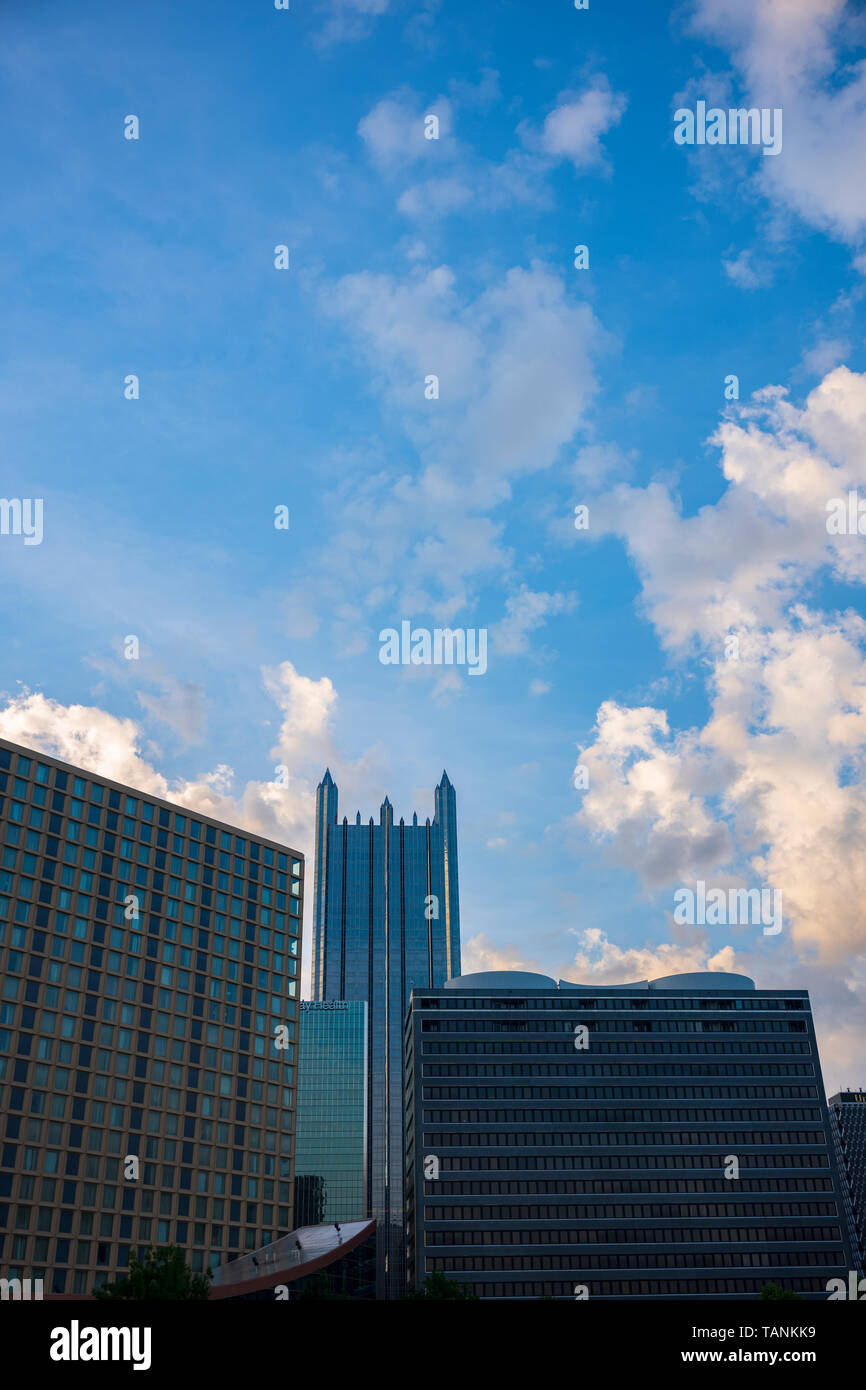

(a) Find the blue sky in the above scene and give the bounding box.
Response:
[2,0,866,1092]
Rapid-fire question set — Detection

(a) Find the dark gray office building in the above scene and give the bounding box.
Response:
[293,1000,367,1228]
[405,969,851,1299]
[828,1089,866,1272]
[313,768,460,1297]
[0,738,303,1295]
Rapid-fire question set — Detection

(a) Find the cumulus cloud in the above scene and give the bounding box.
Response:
[285,260,606,645]
[317,0,390,44]
[573,701,734,888]
[530,83,627,171]
[462,933,545,974]
[592,366,866,651]
[575,365,866,984]
[722,248,771,290]
[358,91,453,170]
[363,78,626,222]
[801,336,851,376]
[492,586,577,657]
[686,0,866,249]
[262,661,338,767]
[0,662,342,861]
[0,693,179,797]
[561,927,741,986]
[576,622,866,967]
[463,926,740,989]
[322,262,605,501]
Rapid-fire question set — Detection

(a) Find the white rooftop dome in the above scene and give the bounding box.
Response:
[443,970,756,992]
[444,970,557,990]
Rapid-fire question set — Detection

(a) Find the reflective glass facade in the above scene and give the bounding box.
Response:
[0,738,303,1295]
[293,1001,367,1226]
[313,769,460,1297]
[405,972,851,1299]
[829,1089,866,1271]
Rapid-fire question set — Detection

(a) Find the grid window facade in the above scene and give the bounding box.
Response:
[0,738,304,1295]
[404,976,852,1300]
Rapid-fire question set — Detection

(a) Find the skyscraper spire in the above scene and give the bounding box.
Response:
[312,769,461,1298]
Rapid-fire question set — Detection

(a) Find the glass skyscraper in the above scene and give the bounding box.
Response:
[405,970,851,1299]
[312,768,460,1297]
[293,1000,367,1227]
[0,737,304,1295]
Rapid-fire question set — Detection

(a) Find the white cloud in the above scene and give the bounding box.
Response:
[687,0,866,248]
[317,0,390,44]
[573,701,733,888]
[571,441,634,482]
[532,83,627,171]
[358,91,453,170]
[576,364,866,978]
[0,692,176,798]
[561,927,740,986]
[0,666,391,999]
[262,661,338,766]
[295,261,606,639]
[722,248,771,290]
[492,586,576,656]
[397,176,475,219]
[592,366,866,651]
[364,78,626,223]
[0,662,340,862]
[801,336,851,376]
[322,262,605,506]
[462,933,545,974]
[462,926,740,990]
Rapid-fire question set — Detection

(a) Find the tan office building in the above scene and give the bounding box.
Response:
[0,738,303,1296]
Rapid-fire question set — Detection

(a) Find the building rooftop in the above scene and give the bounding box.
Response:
[444,969,757,992]
[0,734,302,858]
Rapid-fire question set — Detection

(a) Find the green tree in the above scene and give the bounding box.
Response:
[404,1271,479,1300]
[93,1245,212,1301]
[759,1282,804,1301]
